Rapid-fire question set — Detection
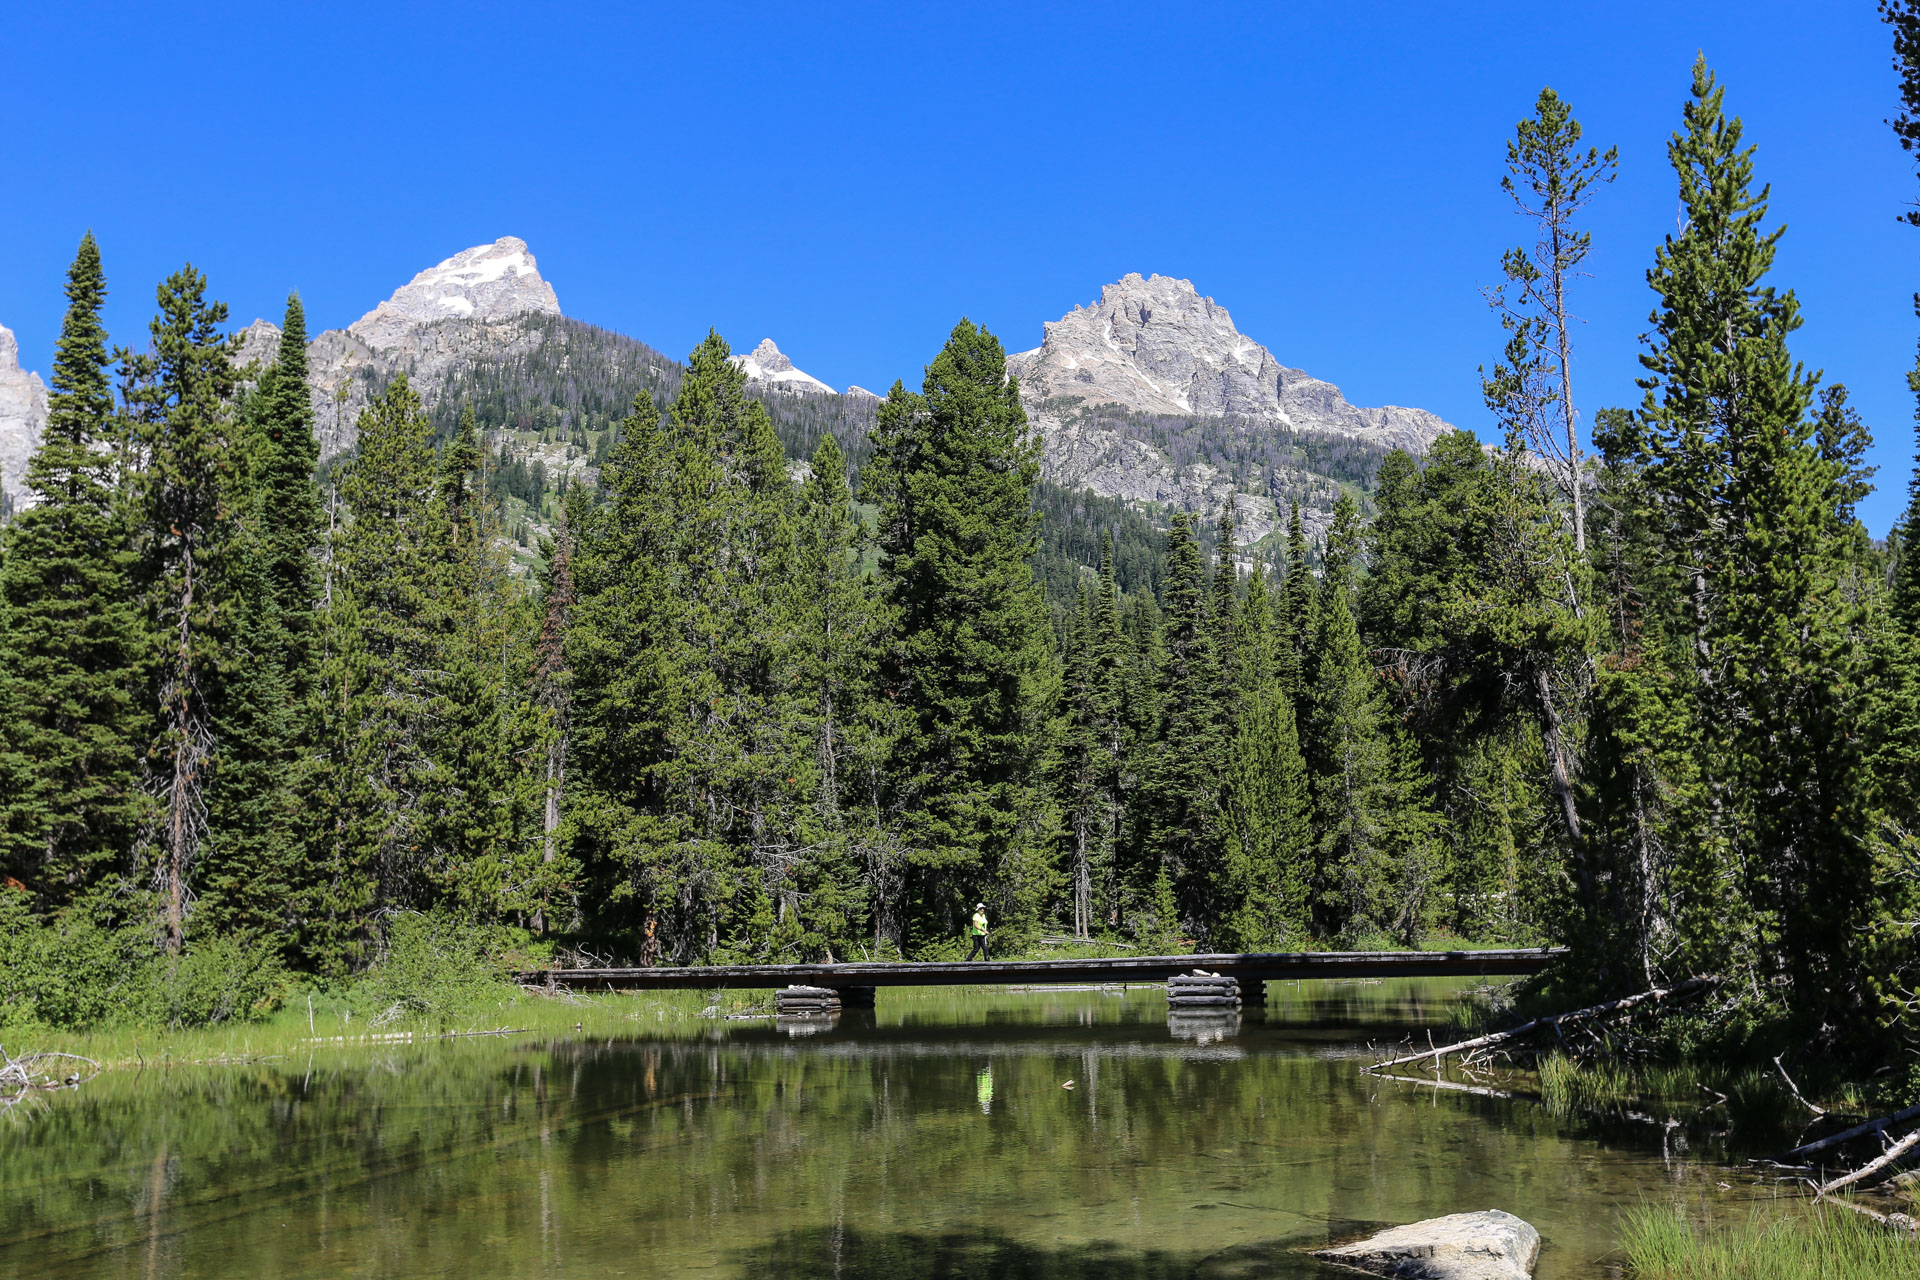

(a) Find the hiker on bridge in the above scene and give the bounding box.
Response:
[967,902,991,961]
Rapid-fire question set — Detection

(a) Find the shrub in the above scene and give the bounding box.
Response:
[355,912,513,1030]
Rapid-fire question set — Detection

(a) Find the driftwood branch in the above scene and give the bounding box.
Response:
[1817,1129,1920,1196]
[0,1044,100,1096]
[1365,976,1718,1072]
[1770,1103,1920,1164]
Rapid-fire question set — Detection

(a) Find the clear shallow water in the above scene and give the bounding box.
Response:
[0,981,1768,1279]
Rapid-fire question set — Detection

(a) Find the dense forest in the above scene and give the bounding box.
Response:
[0,51,1915,1088]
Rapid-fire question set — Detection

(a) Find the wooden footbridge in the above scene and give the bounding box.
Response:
[517,947,1563,1002]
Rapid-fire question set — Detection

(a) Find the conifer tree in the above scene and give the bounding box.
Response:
[1602,58,1873,999]
[863,320,1057,950]
[1217,677,1311,948]
[1139,513,1224,939]
[777,432,891,959]
[121,266,238,953]
[1481,86,1616,553]
[0,233,146,905]
[530,499,577,935]
[418,404,529,917]
[200,294,324,942]
[565,392,683,960]
[1278,499,1314,699]
[311,375,441,964]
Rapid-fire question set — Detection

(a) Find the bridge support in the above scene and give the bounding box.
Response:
[1166,970,1240,1009]
[831,985,876,1008]
[775,985,842,1014]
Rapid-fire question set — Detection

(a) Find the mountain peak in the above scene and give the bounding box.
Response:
[349,236,561,350]
[1008,271,1447,451]
[731,338,835,395]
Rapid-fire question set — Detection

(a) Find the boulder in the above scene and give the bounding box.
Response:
[1312,1210,1540,1280]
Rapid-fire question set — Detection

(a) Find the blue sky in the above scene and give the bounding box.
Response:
[5,2,1916,532]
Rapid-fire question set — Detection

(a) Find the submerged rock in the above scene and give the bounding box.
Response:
[1313,1210,1540,1280]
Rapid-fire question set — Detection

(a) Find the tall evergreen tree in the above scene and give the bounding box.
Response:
[863,320,1057,950]
[1600,59,1873,1003]
[200,293,325,943]
[1139,513,1224,940]
[776,431,893,959]
[120,266,238,953]
[1217,676,1311,949]
[0,233,146,905]
[310,375,442,968]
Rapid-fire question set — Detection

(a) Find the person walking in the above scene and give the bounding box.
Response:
[967,902,991,962]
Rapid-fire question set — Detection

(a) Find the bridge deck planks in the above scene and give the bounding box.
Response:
[515,947,1564,992]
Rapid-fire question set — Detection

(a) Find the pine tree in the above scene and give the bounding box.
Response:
[1139,513,1224,941]
[530,497,577,935]
[863,319,1057,951]
[1217,677,1311,948]
[310,375,441,966]
[776,432,891,959]
[199,294,325,943]
[1304,559,1442,943]
[417,404,530,918]
[1604,58,1874,1001]
[565,392,683,962]
[0,233,146,905]
[1278,499,1314,700]
[120,266,239,953]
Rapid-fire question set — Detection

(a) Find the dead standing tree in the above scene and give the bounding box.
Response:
[1481,85,1617,556]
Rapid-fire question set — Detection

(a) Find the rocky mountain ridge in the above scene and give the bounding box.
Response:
[1,241,1457,557]
[0,326,49,514]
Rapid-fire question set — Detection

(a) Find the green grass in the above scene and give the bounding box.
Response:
[1622,1204,1917,1279]
[4,983,759,1070]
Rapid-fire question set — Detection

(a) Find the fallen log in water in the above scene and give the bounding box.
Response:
[1769,1102,1920,1164]
[1817,1129,1920,1196]
[1364,976,1719,1072]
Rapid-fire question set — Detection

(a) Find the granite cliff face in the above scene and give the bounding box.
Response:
[1007,274,1454,545]
[731,338,836,395]
[0,325,50,514]
[1007,273,1448,450]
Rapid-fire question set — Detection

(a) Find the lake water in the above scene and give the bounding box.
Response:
[0,980,1775,1279]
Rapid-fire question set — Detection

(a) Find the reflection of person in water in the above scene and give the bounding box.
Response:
[976,1066,993,1115]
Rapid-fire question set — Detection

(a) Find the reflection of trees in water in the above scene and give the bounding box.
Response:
[735,1225,1326,1280]
[0,998,1697,1278]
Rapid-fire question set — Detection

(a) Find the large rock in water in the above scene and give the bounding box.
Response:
[1313,1210,1541,1280]
[0,324,50,514]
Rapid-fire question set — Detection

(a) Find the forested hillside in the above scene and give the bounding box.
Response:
[0,55,1914,1103]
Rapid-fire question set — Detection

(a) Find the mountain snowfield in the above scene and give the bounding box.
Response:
[730,338,837,395]
[0,237,1453,544]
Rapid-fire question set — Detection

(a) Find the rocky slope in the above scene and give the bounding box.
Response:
[0,325,49,514]
[1007,274,1454,546]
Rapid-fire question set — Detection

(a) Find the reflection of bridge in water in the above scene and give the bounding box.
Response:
[518,947,1564,1006]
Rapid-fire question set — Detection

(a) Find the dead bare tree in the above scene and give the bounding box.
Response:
[1481,86,1617,555]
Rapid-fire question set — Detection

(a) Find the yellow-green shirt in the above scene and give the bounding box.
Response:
[970,911,987,936]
